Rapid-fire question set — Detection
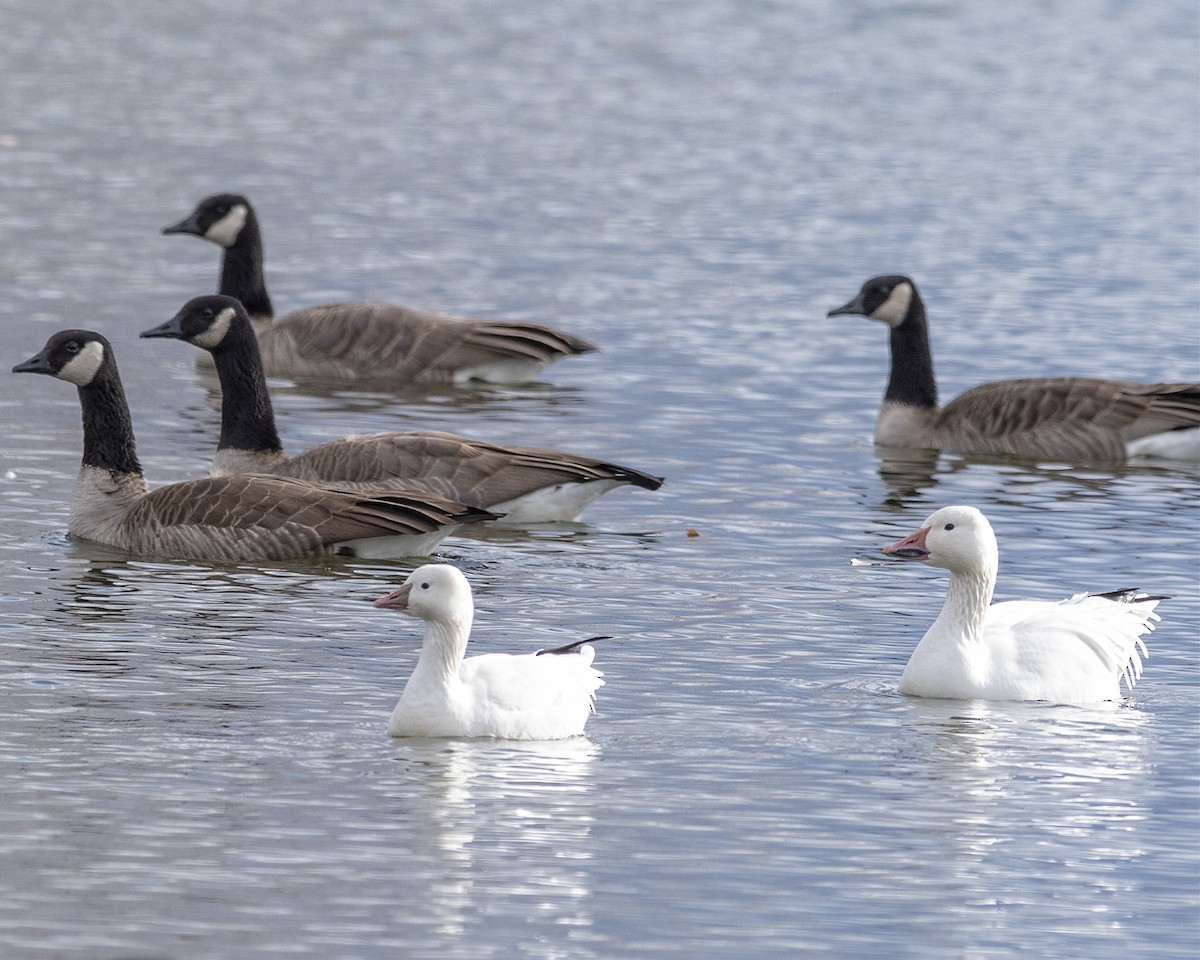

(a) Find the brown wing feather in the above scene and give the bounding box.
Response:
[460,321,598,359]
[273,430,663,504]
[1116,382,1200,438]
[936,378,1200,460]
[119,475,491,561]
[257,302,593,382]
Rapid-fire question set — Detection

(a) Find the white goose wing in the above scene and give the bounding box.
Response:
[459,649,604,740]
[983,591,1159,703]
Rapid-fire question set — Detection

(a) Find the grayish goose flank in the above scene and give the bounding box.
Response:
[13,330,497,562]
[163,193,598,385]
[829,274,1200,463]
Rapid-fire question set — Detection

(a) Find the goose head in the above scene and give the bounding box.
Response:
[163,193,252,248]
[375,564,475,624]
[140,295,252,353]
[12,329,113,387]
[883,505,998,576]
[828,274,916,329]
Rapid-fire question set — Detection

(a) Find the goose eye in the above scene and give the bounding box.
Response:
[420,582,430,590]
[64,340,80,353]
[203,309,214,319]
[944,523,955,531]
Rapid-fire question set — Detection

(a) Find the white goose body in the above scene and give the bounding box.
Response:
[375,565,603,739]
[829,275,1200,463]
[163,194,597,385]
[142,296,662,524]
[883,505,1160,704]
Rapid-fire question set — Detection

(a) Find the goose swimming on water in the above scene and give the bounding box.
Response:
[828,274,1200,462]
[882,505,1161,704]
[374,564,604,739]
[163,193,598,385]
[12,331,496,562]
[141,295,663,523]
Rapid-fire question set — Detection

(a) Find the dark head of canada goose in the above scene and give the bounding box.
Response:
[161,192,598,385]
[827,275,1200,462]
[140,294,663,521]
[828,274,936,411]
[163,192,255,249]
[827,274,918,329]
[164,193,272,321]
[14,328,142,475]
[142,293,252,355]
[141,294,283,461]
[12,329,499,561]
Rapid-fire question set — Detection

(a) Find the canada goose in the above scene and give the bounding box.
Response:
[828,275,1200,462]
[882,505,1160,703]
[163,193,598,385]
[12,331,497,562]
[141,295,664,524]
[374,564,603,738]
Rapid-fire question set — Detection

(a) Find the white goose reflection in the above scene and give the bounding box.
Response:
[395,737,599,948]
[899,698,1154,947]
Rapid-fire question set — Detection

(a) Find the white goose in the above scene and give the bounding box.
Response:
[882,505,1161,704]
[375,564,604,739]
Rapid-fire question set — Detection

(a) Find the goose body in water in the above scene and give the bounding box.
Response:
[829,275,1200,462]
[141,295,663,523]
[164,193,598,385]
[883,505,1161,704]
[375,564,603,739]
[13,331,495,562]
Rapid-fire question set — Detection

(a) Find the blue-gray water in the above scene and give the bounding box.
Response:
[0,1,1197,958]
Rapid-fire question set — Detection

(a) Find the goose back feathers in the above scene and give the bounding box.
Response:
[13,331,495,562]
[883,505,1161,704]
[142,295,663,523]
[163,193,597,385]
[829,275,1200,462]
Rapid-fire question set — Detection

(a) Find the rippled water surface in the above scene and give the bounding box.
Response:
[0,1,1197,957]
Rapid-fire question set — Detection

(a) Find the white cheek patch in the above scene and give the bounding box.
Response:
[192,307,236,350]
[872,282,913,328]
[204,204,248,247]
[57,340,106,386]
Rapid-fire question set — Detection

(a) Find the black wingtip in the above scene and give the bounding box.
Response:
[1092,587,1170,603]
[618,469,665,491]
[460,506,504,524]
[536,635,611,656]
[567,335,601,355]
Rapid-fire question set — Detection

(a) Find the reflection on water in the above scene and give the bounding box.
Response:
[911,697,1152,805]
[395,739,599,945]
[875,447,946,506]
[875,446,1200,512]
[893,700,1156,951]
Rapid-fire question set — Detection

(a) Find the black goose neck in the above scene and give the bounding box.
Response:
[78,371,142,476]
[218,208,274,319]
[211,328,283,455]
[884,288,938,409]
